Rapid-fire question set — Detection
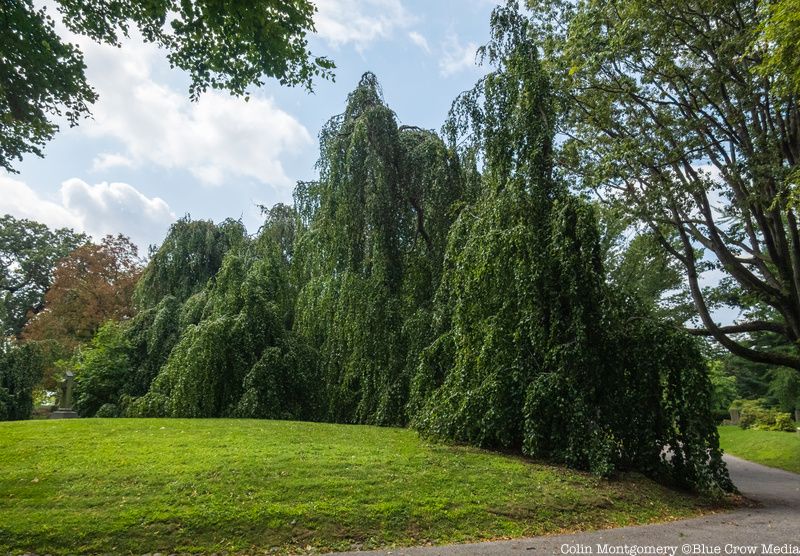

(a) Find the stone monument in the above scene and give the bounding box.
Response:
[50,371,79,419]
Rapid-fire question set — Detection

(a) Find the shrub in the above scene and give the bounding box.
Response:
[70,321,134,417]
[95,403,119,418]
[734,399,797,432]
[772,412,797,432]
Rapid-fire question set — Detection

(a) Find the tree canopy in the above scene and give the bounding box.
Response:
[525,0,800,370]
[0,214,88,337]
[292,72,467,425]
[134,217,247,309]
[758,0,800,94]
[409,3,730,491]
[23,234,141,351]
[0,0,334,171]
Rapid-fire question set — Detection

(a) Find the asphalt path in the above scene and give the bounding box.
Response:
[331,455,800,556]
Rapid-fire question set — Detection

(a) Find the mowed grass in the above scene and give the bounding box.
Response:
[719,426,800,474]
[1,419,723,555]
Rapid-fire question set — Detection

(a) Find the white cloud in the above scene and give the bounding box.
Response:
[92,153,135,172]
[440,34,479,77]
[72,34,312,188]
[408,31,430,53]
[0,173,175,249]
[0,173,81,231]
[61,179,176,248]
[314,0,414,49]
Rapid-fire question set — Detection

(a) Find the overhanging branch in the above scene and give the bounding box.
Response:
[686,320,786,336]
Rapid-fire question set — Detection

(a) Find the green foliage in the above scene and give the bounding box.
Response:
[134,217,247,308]
[718,327,800,413]
[527,0,800,370]
[601,210,692,323]
[71,321,134,417]
[768,368,800,413]
[234,338,319,420]
[293,73,466,425]
[0,340,44,421]
[708,360,738,416]
[69,213,320,421]
[55,0,334,97]
[55,295,181,418]
[605,314,731,490]
[733,399,797,432]
[757,0,800,93]
[411,2,731,493]
[0,1,96,171]
[0,214,88,336]
[1,0,333,171]
[258,203,299,263]
[134,228,320,420]
[773,413,796,432]
[103,294,185,407]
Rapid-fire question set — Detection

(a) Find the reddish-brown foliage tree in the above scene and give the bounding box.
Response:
[23,235,142,386]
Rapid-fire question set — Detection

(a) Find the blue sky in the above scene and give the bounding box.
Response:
[1,0,502,252]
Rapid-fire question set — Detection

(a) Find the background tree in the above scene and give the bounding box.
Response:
[599,207,694,323]
[70,320,133,417]
[707,359,739,418]
[23,234,141,353]
[129,226,319,420]
[758,0,800,94]
[68,213,317,420]
[1,0,334,171]
[119,218,248,403]
[715,328,800,412]
[0,214,88,337]
[527,0,800,370]
[258,203,299,263]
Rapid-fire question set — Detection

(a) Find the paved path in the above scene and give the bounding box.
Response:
[332,456,800,556]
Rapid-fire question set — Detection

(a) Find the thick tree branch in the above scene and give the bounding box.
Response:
[686,320,787,336]
[408,197,433,251]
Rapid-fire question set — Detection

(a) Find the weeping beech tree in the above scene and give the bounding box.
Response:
[69,214,320,420]
[129,225,320,420]
[410,3,732,492]
[67,218,250,417]
[293,73,467,425]
[134,217,248,309]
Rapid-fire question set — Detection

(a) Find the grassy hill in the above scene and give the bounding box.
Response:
[1,419,725,555]
[718,426,800,474]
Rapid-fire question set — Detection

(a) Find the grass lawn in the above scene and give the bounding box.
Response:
[1,419,725,555]
[718,425,800,474]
